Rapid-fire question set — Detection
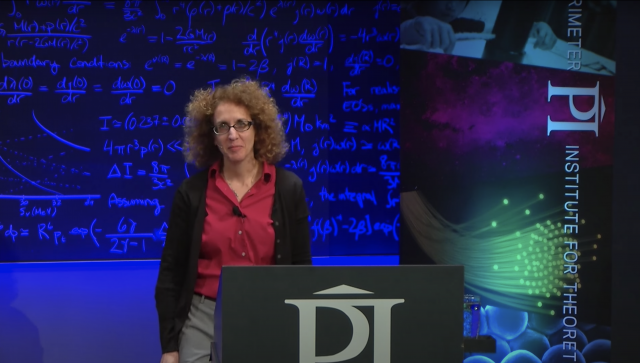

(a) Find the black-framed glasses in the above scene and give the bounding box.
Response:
[212,119,253,135]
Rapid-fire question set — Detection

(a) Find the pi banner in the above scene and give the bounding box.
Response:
[399,1,614,362]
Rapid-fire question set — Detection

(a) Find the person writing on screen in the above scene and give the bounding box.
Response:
[400,1,558,53]
[155,77,312,363]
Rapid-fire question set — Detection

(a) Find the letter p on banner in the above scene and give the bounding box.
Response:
[547,81,606,136]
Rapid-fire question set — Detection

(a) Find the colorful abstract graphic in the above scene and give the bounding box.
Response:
[400,34,613,363]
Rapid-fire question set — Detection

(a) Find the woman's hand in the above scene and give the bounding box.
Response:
[160,352,179,363]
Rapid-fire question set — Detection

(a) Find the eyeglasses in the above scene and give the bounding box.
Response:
[212,119,253,135]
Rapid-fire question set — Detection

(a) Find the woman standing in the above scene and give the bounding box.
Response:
[155,78,312,363]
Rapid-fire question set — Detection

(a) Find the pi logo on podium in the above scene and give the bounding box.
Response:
[285,285,404,363]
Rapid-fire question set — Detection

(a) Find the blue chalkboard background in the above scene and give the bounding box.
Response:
[0,0,400,262]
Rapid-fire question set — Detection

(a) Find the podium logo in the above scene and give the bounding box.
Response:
[547,81,606,136]
[285,284,404,363]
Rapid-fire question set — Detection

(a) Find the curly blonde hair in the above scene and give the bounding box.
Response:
[182,77,289,169]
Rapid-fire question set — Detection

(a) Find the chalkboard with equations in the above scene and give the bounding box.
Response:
[0,0,400,262]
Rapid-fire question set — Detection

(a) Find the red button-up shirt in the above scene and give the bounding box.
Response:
[194,160,276,299]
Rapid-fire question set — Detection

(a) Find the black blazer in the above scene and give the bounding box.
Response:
[154,166,312,353]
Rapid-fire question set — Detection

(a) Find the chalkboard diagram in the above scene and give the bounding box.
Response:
[0,0,400,262]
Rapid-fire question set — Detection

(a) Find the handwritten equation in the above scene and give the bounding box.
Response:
[0,0,400,261]
[0,216,168,254]
[0,74,175,104]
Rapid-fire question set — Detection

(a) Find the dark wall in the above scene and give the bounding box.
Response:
[612,1,640,362]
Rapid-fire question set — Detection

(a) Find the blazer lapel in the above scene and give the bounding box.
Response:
[190,170,209,254]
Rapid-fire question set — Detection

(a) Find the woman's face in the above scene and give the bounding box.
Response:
[213,102,256,165]
[423,1,467,23]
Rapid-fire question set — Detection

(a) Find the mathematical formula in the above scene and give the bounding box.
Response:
[0,0,400,261]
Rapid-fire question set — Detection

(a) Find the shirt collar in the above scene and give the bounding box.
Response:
[209,160,273,183]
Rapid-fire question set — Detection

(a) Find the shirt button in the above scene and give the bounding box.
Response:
[276,239,280,244]
[242,252,246,257]
[274,221,279,226]
[238,231,242,235]
[277,254,281,259]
